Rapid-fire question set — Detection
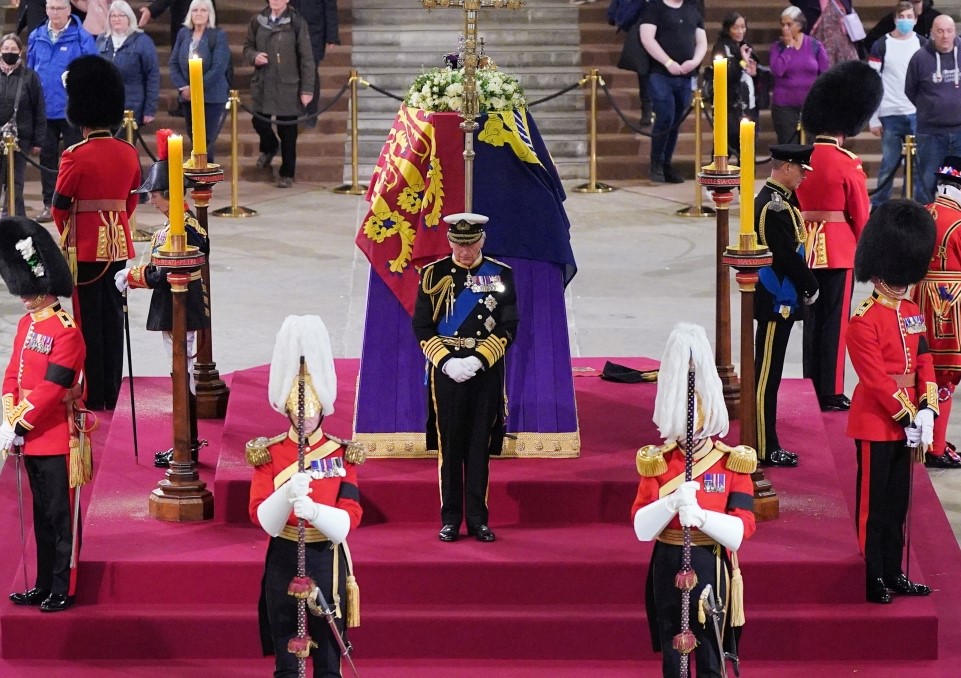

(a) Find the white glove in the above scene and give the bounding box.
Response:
[291,495,321,522]
[664,480,699,512]
[286,472,312,500]
[114,269,128,293]
[915,407,934,447]
[442,358,476,383]
[678,504,707,529]
[803,289,819,306]
[0,420,16,452]
[290,496,351,544]
[463,356,483,373]
[905,425,922,448]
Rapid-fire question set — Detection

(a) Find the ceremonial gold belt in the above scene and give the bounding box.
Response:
[657,528,717,547]
[889,373,916,388]
[440,336,477,349]
[279,524,329,544]
[922,271,961,282]
[802,210,847,222]
[75,199,127,213]
[186,271,202,282]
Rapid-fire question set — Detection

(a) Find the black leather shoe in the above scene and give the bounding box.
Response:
[924,451,961,469]
[438,525,459,542]
[649,164,666,183]
[662,165,685,184]
[39,593,73,612]
[763,448,798,467]
[467,524,496,542]
[9,588,49,606]
[866,578,893,604]
[820,394,851,411]
[154,448,173,468]
[256,151,276,169]
[883,574,931,596]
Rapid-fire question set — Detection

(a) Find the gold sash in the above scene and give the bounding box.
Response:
[272,439,341,489]
[658,445,726,498]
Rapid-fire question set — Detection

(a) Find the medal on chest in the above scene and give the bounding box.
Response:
[309,457,346,480]
[703,473,726,493]
[465,272,504,294]
[903,314,927,334]
[24,328,53,354]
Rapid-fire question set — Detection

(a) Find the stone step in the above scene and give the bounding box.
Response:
[351,46,583,69]
[353,27,582,48]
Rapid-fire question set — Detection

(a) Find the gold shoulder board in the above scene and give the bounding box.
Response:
[245,432,287,467]
[715,441,758,474]
[853,297,875,317]
[636,441,675,477]
[325,433,367,465]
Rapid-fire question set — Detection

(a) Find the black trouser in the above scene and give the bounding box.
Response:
[650,542,730,678]
[755,318,793,460]
[855,439,911,584]
[430,364,501,528]
[253,113,299,179]
[771,104,801,144]
[1,150,27,216]
[40,118,81,206]
[77,260,126,410]
[24,454,75,596]
[803,268,853,401]
[637,72,651,116]
[262,538,346,678]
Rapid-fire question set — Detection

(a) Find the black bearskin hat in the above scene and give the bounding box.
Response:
[854,200,935,286]
[66,55,125,129]
[0,217,73,298]
[801,61,882,137]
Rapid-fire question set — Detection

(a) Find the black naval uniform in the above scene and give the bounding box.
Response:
[412,254,518,530]
[754,180,818,462]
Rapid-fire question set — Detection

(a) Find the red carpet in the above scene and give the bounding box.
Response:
[0,358,959,675]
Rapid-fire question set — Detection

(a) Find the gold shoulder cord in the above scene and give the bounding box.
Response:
[422,266,454,323]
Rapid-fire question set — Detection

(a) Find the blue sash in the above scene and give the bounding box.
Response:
[759,244,805,316]
[437,260,502,336]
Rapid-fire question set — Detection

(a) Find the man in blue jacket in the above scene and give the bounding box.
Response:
[27,0,97,223]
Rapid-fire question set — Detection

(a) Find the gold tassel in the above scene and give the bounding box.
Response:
[68,438,82,489]
[729,552,745,627]
[697,592,707,626]
[346,574,360,628]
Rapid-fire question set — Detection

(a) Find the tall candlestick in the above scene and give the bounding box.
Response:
[188,56,207,158]
[713,57,728,160]
[166,135,185,248]
[739,119,755,236]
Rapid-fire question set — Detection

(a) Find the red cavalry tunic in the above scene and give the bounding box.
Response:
[914,195,961,375]
[51,131,141,264]
[796,137,871,270]
[846,290,938,441]
[2,303,86,455]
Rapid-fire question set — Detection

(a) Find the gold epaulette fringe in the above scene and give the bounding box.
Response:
[636,442,674,477]
[245,433,287,467]
[327,433,366,465]
[715,442,757,474]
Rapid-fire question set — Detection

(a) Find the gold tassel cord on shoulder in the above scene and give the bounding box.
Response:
[422,266,455,323]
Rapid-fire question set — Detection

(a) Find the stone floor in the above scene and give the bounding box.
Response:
[0,172,958,544]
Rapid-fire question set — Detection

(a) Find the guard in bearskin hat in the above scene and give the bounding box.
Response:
[116,129,209,468]
[847,199,937,604]
[51,54,142,411]
[248,315,363,677]
[912,157,961,469]
[796,60,883,413]
[0,216,87,612]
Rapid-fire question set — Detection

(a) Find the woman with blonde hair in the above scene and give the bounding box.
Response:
[97,1,160,125]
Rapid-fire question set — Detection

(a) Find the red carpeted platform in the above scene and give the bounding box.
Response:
[1,358,959,676]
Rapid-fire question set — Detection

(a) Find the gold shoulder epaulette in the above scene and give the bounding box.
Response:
[185,214,208,239]
[326,433,367,465]
[245,432,287,467]
[715,441,758,474]
[65,138,90,153]
[838,146,859,161]
[55,309,76,328]
[853,296,875,317]
[636,441,675,477]
[485,256,512,269]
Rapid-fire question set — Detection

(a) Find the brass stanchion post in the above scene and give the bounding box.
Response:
[798,120,806,145]
[332,70,369,195]
[123,110,151,242]
[677,88,715,218]
[3,132,15,216]
[574,68,615,194]
[212,91,257,218]
[904,134,915,201]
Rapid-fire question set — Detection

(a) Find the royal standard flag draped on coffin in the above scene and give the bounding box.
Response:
[355,103,576,316]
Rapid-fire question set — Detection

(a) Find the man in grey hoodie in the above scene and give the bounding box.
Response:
[905,14,961,203]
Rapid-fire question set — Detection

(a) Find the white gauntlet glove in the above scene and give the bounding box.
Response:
[905,425,922,448]
[286,471,312,500]
[290,496,351,544]
[664,481,699,512]
[0,420,16,452]
[114,269,129,293]
[803,289,819,306]
[915,408,934,448]
[463,356,483,373]
[442,358,476,383]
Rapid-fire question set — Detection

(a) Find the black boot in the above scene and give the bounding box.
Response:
[883,574,931,596]
[866,578,892,604]
[663,164,685,184]
[650,163,666,183]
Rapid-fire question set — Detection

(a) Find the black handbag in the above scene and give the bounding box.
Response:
[617,21,650,77]
[753,66,773,111]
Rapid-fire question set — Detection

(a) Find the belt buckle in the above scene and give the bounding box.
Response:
[463,338,476,349]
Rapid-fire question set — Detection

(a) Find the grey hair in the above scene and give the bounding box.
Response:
[183,0,217,29]
[781,6,807,30]
[106,1,141,37]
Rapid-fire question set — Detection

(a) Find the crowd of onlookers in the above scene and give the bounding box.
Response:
[0,0,338,218]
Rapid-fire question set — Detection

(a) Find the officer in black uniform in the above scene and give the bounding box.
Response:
[754,144,820,467]
[412,212,519,543]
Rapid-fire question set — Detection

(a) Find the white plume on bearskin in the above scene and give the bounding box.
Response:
[268,315,337,417]
[653,323,728,443]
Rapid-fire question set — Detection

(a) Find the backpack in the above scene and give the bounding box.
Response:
[207,29,234,88]
[870,33,927,73]
[607,0,644,33]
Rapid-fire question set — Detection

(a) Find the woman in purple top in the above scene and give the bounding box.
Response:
[770,5,830,143]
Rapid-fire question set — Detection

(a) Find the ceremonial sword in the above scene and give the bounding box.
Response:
[311,585,360,678]
[699,584,740,677]
[122,289,139,463]
[13,445,28,591]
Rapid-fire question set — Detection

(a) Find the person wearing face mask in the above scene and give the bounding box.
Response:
[0,34,45,218]
[865,0,940,50]
[868,1,925,210]
[905,14,961,205]
[847,199,937,604]
[911,157,961,468]
[412,213,518,543]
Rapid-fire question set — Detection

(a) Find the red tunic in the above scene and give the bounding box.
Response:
[913,195,961,375]
[249,429,363,532]
[846,291,938,441]
[2,303,86,456]
[631,443,757,541]
[796,138,870,270]
[51,132,141,263]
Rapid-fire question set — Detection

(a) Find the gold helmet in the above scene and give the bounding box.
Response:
[268,316,337,420]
